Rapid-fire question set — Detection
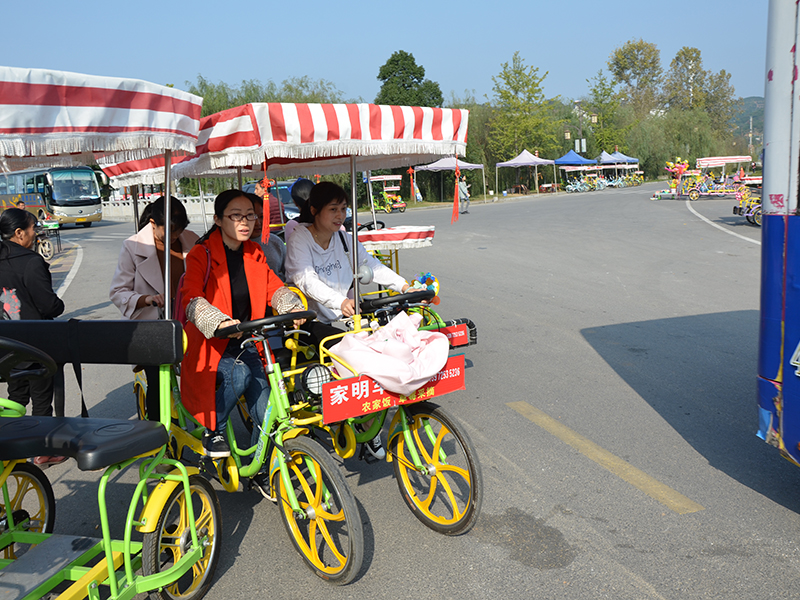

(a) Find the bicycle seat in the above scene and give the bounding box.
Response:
[0,416,168,471]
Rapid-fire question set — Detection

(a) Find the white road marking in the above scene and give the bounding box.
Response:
[56,243,83,298]
[685,199,761,246]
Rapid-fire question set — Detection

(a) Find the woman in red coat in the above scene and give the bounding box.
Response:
[180,189,304,464]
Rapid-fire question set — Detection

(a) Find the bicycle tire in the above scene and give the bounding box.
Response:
[37,239,54,260]
[1,463,56,560]
[384,205,392,214]
[754,206,762,227]
[274,436,363,584]
[142,475,222,600]
[134,376,147,421]
[398,206,406,213]
[390,402,482,535]
[688,189,700,201]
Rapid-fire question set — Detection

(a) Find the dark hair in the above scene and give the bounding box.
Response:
[290,178,314,212]
[298,182,347,224]
[0,208,36,241]
[137,196,190,232]
[197,189,249,244]
[244,191,262,210]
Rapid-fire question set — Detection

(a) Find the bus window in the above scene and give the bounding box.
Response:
[35,174,46,195]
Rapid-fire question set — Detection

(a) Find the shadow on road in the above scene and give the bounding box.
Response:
[581,310,800,514]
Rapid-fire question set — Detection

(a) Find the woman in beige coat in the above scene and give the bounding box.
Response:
[110,196,198,419]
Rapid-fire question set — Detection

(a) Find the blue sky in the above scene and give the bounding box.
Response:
[4,0,768,103]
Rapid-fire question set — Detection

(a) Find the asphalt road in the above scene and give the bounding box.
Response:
[30,184,800,600]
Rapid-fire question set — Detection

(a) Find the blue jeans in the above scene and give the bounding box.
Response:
[215,342,270,446]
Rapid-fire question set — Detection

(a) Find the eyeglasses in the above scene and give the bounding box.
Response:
[224,213,258,223]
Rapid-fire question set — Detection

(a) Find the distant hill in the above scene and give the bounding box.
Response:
[732,96,764,135]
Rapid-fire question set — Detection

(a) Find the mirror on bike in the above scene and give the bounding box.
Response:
[357,263,373,285]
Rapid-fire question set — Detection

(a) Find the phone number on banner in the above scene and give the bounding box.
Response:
[321,354,465,424]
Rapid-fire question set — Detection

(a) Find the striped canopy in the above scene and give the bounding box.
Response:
[172,102,469,179]
[0,66,202,171]
[696,155,751,168]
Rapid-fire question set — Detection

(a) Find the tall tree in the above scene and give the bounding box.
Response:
[585,70,627,153]
[662,47,707,110]
[705,69,740,131]
[374,51,443,107]
[486,52,556,163]
[608,39,662,116]
[186,75,346,117]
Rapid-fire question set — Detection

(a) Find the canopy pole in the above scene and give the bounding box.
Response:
[482,167,487,199]
[198,178,208,231]
[367,171,378,227]
[237,167,243,190]
[535,166,539,193]
[495,166,498,197]
[350,156,361,323]
[163,149,172,320]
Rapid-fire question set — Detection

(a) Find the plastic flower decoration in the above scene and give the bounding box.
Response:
[410,272,441,305]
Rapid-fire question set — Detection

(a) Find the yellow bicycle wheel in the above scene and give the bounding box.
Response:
[390,402,482,535]
[142,475,221,600]
[0,463,55,559]
[274,437,363,584]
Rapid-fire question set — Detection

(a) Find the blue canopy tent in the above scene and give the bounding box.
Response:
[554,149,598,165]
[495,149,556,194]
[596,151,618,164]
[610,150,639,163]
[554,150,597,188]
[596,150,625,177]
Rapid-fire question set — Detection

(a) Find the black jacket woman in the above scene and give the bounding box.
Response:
[0,208,65,466]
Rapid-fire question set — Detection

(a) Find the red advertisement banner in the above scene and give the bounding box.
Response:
[438,323,469,347]
[321,354,465,424]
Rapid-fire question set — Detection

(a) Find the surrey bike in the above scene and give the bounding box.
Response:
[0,320,220,600]
[277,287,483,536]
[149,311,364,585]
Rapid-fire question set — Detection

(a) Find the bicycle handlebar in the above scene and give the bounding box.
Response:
[0,337,57,383]
[360,289,434,312]
[215,311,317,339]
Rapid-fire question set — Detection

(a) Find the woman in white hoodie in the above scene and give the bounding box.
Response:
[285,182,409,328]
[285,182,409,460]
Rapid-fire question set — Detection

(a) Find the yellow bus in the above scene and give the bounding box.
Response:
[0,166,103,227]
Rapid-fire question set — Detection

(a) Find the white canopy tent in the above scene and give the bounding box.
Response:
[414,156,486,201]
[495,149,556,193]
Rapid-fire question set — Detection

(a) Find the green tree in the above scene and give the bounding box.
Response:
[585,70,627,154]
[374,50,443,107]
[662,47,707,110]
[608,39,662,116]
[705,69,740,131]
[186,75,347,117]
[487,52,557,164]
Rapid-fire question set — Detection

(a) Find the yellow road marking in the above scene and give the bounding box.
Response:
[507,401,704,515]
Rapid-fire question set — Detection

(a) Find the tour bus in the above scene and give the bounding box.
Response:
[0,166,103,227]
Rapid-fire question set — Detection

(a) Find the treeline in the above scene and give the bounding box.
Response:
[177,41,752,201]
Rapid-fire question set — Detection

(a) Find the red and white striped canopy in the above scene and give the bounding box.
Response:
[172,102,468,179]
[696,155,752,168]
[100,154,249,187]
[0,66,202,172]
